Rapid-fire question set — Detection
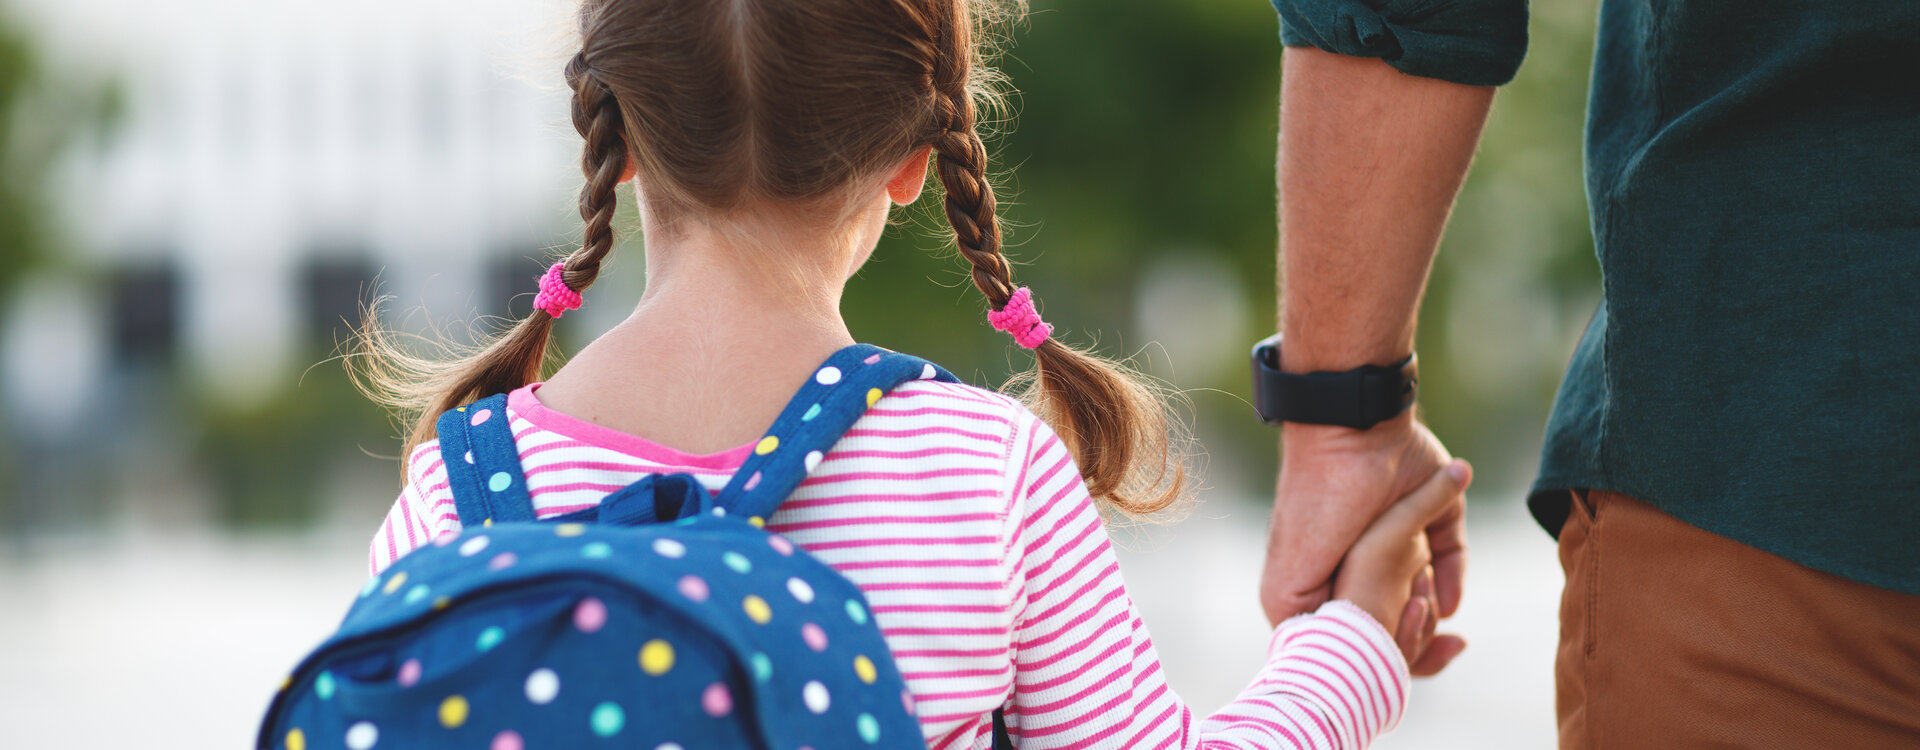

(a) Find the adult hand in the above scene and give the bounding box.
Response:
[1259,412,1470,675]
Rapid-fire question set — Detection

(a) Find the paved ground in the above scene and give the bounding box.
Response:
[0,496,1561,749]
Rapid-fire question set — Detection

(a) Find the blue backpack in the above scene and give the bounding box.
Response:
[258,345,1017,750]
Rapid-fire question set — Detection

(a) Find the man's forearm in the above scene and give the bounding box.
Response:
[1278,47,1495,375]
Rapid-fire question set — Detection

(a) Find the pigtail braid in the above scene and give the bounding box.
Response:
[349,50,636,468]
[563,52,629,294]
[926,6,1185,517]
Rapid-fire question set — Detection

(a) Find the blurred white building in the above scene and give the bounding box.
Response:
[9,0,585,411]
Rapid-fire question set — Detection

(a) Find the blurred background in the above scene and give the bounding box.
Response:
[0,0,1599,746]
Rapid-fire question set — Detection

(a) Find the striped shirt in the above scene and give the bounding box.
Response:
[371,381,1408,749]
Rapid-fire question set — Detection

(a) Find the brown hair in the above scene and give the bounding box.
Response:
[354,0,1186,516]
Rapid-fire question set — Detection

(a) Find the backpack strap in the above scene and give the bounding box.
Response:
[435,392,537,527]
[714,344,958,522]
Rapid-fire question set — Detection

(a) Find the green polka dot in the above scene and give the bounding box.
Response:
[404,584,431,605]
[590,702,625,737]
[846,599,869,625]
[857,713,880,743]
[314,671,336,700]
[476,626,505,652]
[802,403,822,421]
[359,577,378,598]
[722,552,752,574]
[749,652,772,682]
[581,542,612,559]
[488,472,512,492]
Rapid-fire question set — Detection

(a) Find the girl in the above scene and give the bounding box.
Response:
[359,0,1466,747]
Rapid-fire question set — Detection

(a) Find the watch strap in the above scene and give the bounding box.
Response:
[1252,336,1417,429]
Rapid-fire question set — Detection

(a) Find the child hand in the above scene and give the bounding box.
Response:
[1331,459,1471,672]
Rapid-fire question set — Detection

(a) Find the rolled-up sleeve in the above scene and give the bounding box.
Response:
[1271,0,1529,86]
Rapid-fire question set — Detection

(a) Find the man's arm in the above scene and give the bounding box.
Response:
[1261,47,1495,675]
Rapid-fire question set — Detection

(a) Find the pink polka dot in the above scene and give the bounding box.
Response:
[801,623,828,652]
[677,575,710,602]
[902,690,916,715]
[767,535,794,556]
[470,408,493,426]
[490,730,524,750]
[701,683,733,717]
[863,353,881,365]
[743,471,762,491]
[432,531,459,547]
[397,658,422,688]
[488,552,518,571]
[574,597,608,633]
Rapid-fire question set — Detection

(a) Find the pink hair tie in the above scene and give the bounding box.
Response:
[987,286,1053,349]
[533,263,582,318]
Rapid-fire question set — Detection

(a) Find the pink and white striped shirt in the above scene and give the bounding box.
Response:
[371,381,1409,749]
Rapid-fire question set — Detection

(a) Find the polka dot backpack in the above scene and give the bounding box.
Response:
[260,345,989,750]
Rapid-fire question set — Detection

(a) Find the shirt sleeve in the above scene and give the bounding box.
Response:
[1004,414,1409,749]
[1271,0,1529,86]
[368,439,462,575]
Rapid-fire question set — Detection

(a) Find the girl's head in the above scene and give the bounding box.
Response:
[358,0,1185,515]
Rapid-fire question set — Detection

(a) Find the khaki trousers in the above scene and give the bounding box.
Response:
[1555,490,1920,749]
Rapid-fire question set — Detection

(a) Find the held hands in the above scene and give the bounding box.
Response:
[1332,458,1471,671]
[1261,413,1470,675]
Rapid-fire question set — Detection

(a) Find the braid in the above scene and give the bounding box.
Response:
[352,49,637,463]
[563,52,629,296]
[923,3,1186,516]
[934,126,1016,307]
[927,7,1016,310]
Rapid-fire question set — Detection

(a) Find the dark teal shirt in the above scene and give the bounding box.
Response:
[1274,0,1920,594]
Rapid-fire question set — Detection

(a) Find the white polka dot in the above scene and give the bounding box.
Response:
[459,536,490,557]
[804,451,824,473]
[787,577,815,604]
[815,366,842,385]
[656,745,685,750]
[345,721,378,750]
[920,363,937,379]
[713,507,727,517]
[463,450,474,464]
[653,538,686,558]
[803,680,831,714]
[525,668,560,705]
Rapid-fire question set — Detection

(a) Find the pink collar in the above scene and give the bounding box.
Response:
[507,384,755,470]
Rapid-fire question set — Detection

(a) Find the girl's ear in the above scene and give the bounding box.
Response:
[885,146,933,206]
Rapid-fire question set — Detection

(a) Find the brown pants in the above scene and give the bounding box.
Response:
[1556,490,1920,749]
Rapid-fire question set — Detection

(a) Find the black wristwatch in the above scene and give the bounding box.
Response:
[1251,333,1418,429]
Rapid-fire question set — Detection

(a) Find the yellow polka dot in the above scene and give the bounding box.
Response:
[866,388,882,407]
[482,518,493,527]
[755,436,780,455]
[382,571,407,595]
[748,516,765,528]
[639,639,675,675]
[456,407,467,412]
[438,695,469,728]
[854,655,877,684]
[285,728,306,750]
[432,596,451,611]
[278,675,292,692]
[742,595,772,624]
[555,523,587,537]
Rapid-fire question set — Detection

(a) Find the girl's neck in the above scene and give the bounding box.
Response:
[535,197,884,454]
